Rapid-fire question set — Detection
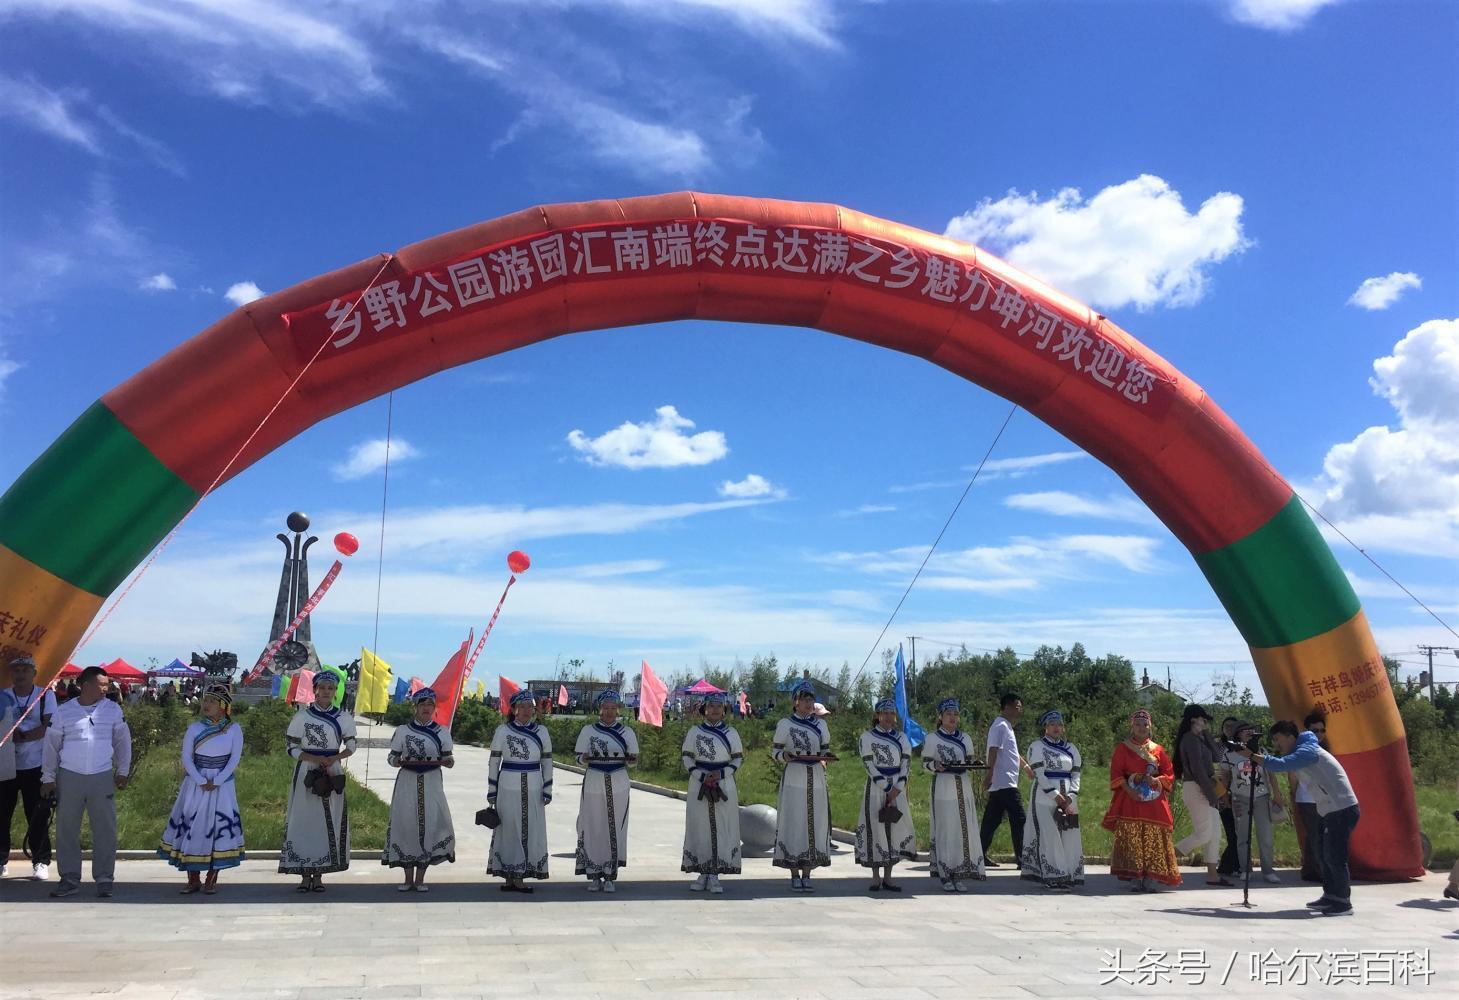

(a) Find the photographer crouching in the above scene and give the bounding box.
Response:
[1241,720,1358,916]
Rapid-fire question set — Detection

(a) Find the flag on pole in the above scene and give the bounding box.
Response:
[737,690,748,716]
[472,679,486,701]
[391,677,409,703]
[894,645,926,748]
[358,647,392,715]
[287,669,315,706]
[499,675,521,715]
[637,660,667,728]
[557,684,569,707]
[407,677,424,699]
[428,634,472,727]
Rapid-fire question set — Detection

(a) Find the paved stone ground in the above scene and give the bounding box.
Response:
[1,721,1453,999]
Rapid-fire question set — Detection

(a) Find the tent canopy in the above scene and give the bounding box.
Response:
[149,657,204,678]
[58,658,147,682]
[680,679,724,695]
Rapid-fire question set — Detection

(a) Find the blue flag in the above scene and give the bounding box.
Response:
[894,645,927,748]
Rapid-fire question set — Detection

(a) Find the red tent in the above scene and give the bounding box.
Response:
[103,657,148,682]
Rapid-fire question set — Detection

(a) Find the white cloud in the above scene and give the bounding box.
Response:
[568,405,728,469]
[1226,0,1342,31]
[0,75,99,151]
[1310,317,1459,558]
[717,474,786,499]
[836,504,897,517]
[601,0,840,48]
[140,272,176,292]
[224,281,264,307]
[1005,491,1156,525]
[1347,272,1421,311]
[0,355,20,401]
[945,175,1249,311]
[976,450,1087,479]
[330,438,421,481]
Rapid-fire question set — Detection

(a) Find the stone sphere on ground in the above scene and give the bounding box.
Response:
[739,803,778,853]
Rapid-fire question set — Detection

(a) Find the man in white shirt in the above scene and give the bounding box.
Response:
[2,655,58,880]
[980,692,1034,868]
[41,666,132,898]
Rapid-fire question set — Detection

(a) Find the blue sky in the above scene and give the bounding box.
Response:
[1,0,1455,698]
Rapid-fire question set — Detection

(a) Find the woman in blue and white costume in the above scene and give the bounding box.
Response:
[772,680,832,891]
[921,697,986,892]
[680,691,743,893]
[160,684,245,895]
[488,689,553,893]
[574,689,639,892]
[383,687,456,892]
[856,699,916,891]
[280,672,356,892]
[1021,709,1084,890]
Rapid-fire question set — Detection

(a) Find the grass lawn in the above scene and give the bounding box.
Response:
[558,750,1459,868]
[8,739,390,853]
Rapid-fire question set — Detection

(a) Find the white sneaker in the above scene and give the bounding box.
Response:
[601,879,616,893]
[689,875,707,892]
[587,879,601,892]
[790,875,803,890]
[1263,873,1281,884]
[708,876,723,894]
[942,880,956,892]
[0,863,8,878]
[33,863,48,881]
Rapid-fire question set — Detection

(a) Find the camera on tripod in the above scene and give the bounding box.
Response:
[1222,733,1263,754]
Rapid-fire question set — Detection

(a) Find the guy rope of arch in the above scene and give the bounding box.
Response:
[0,192,1423,879]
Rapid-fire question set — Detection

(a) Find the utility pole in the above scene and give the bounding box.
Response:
[1417,645,1457,701]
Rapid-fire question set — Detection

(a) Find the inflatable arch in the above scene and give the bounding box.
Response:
[0,192,1421,878]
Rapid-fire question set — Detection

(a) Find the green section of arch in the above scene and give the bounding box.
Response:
[0,401,197,596]
[1194,494,1360,649]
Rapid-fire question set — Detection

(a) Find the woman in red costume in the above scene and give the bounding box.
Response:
[1102,709,1181,891]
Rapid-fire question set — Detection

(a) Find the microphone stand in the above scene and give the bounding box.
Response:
[1231,752,1259,909]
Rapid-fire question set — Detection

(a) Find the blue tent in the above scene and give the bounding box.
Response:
[149,657,204,678]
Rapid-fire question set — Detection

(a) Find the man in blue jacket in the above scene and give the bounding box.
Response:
[1243,720,1359,916]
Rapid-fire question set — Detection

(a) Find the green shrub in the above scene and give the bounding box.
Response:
[238,698,295,755]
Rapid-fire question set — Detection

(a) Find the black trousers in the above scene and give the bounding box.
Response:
[1217,805,1239,874]
[0,766,52,864]
[980,787,1026,861]
[1297,801,1324,880]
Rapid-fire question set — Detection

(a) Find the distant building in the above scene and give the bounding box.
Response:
[1136,667,1186,707]
[775,670,844,710]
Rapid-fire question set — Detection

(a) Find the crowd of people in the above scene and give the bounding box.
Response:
[5,653,1451,915]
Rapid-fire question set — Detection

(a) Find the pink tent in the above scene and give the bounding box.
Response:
[682,679,724,695]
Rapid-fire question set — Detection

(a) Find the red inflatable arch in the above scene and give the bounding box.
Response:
[0,192,1422,878]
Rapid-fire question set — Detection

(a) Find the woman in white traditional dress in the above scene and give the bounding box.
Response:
[680,691,743,893]
[383,687,456,892]
[1021,709,1084,890]
[574,689,638,892]
[856,698,916,891]
[488,689,552,893]
[772,680,832,892]
[280,672,356,893]
[159,685,245,895]
[921,697,986,892]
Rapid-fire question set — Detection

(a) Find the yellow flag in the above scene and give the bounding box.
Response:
[358,647,393,715]
[473,678,486,702]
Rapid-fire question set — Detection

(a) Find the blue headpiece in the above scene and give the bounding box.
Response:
[791,679,815,699]
[874,698,897,714]
[411,687,438,704]
[310,671,339,690]
[509,689,536,708]
[1039,709,1064,727]
[698,691,730,714]
[594,689,622,708]
[937,697,960,714]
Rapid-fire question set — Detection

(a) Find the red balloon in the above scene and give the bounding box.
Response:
[334,532,360,557]
[507,550,531,574]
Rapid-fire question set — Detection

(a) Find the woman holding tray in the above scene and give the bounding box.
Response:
[382,687,456,891]
[573,689,638,892]
[680,691,744,893]
[920,697,986,891]
[771,680,834,891]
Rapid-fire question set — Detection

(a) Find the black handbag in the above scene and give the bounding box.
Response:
[475,806,501,829]
[877,803,903,824]
[306,768,344,797]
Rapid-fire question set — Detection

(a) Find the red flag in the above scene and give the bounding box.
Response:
[737,690,748,716]
[637,660,667,728]
[429,634,472,727]
[557,684,568,707]
[288,669,315,705]
[499,675,520,716]
[407,677,424,699]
